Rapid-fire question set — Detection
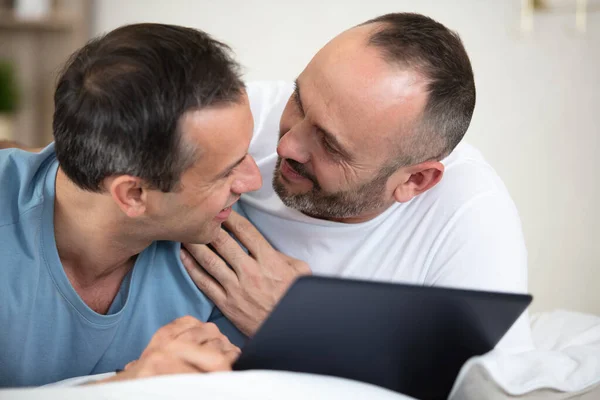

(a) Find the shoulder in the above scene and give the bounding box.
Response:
[389,141,525,267]
[418,142,517,216]
[407,143,527,291]
[0,144,57,227]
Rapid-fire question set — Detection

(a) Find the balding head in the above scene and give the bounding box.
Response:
[361,13,476,166]
[273,13,475,222]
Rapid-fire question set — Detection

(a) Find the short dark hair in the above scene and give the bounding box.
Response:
[362,13,476,166]
[53,23,245,192]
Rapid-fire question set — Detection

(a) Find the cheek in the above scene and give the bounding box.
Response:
[181,183,223,210]
[310,161,340,192]
[317,160,360,192]
[202,184,233,210]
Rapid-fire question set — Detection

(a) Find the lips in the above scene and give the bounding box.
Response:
[280,159,308,182]
[216,206,233,220]
[215,198,239,221]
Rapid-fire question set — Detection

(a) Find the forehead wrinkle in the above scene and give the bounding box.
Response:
[301,31,429,166]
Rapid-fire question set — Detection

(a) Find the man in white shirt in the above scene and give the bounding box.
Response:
[181,13,533,350]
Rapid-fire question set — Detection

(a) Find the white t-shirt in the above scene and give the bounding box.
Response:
[241,81,533,350]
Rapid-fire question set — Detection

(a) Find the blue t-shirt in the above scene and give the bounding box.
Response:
[0,145,245,387]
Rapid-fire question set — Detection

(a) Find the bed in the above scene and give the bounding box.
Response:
[1,311,599,400]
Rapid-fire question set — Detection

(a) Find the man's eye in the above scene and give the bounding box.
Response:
[321,136,341,158]
[322,138,336,154]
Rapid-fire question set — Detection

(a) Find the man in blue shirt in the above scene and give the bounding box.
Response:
[0,23,262,387]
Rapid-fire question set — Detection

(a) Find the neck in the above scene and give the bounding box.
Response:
[53,168,151,286]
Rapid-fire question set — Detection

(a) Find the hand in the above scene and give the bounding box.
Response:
[181,211,311,337]
[100,316,240,383]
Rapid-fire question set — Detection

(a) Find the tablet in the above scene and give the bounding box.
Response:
[233,276,532,400]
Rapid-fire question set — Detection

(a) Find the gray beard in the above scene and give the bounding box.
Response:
[272,156,389,220]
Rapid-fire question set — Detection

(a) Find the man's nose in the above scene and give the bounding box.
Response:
[277,125,311,165]
[231,155,262,194]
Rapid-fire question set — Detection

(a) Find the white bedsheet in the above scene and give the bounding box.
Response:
[0,370,414,400]
[449,310,600,398]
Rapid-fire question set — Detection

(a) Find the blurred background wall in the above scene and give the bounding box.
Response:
[0,0,91,144]
[1,0,599,314]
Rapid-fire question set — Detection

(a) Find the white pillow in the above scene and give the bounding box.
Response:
[449,310,600,399]
[1,370,414,400]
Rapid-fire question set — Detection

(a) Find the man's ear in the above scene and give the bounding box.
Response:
[105,175,148,218]
[392,161,444,203]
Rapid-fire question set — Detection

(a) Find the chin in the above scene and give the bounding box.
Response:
[185,224,221,245]
[273,173,291,197]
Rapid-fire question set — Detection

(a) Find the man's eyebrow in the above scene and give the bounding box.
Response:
[294,79,353,161]
[216,153,247,178]
[293,79,304,113]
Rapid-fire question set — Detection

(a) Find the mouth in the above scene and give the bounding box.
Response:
[215,206,233,221]
[280,159,309,183]
[215,198,239,220]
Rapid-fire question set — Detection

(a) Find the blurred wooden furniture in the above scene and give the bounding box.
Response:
[0,0,92,146]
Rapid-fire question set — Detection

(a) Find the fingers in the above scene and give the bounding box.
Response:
[168,340,237,373]
[116,319,239,381]
[124,360,137,371]
[169,323,240,370]
[222,211,272,257]
[174,324,240,365]
[147,315,207,350]
[175,322,224,345]
[182,244,238,287]
[203,339,241,370]
[208,229,251,275]
[291,258,312,275]
[180,248,227,303]
[203,338,242,363]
